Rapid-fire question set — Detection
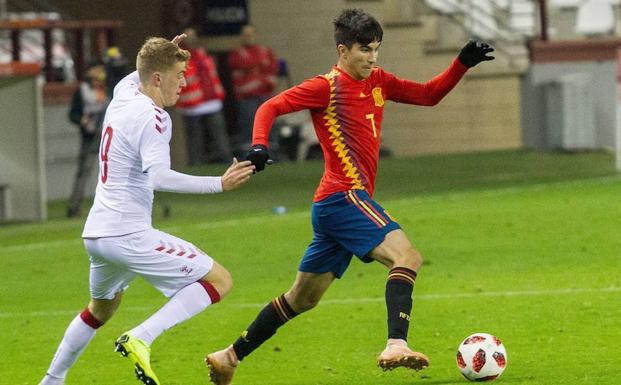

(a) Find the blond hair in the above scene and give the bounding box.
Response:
[136,37,190,83]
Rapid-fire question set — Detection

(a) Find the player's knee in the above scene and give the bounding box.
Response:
[88,294,122,325]
[88,304,113,324]
[219,272,233,298]
[410,248,423,268]
[92,311,111,324]
[394,247,423,270]
[210,268,233,299]
[202,262,233,300]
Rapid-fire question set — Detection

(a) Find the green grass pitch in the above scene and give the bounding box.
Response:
[1,150,620,384]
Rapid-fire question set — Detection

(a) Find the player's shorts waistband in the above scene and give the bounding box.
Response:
[313,189,370,206]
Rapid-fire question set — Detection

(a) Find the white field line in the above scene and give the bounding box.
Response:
[3,175,621,254]
[1,238,83,253]
[0,286,618,319]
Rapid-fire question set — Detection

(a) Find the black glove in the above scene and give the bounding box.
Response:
[245,144,272,172]
[458,40,495,68]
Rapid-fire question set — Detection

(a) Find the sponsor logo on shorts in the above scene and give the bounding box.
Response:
[181,265,194,275]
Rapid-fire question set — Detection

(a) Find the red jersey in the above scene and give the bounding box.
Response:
[228,44,278,100]
[177,48,225,108]
[252,58,468,202]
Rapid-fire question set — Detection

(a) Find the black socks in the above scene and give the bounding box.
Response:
[385,267,417,340]
[233,294,298,361]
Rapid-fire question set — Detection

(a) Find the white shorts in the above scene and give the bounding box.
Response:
[84,228,214,299]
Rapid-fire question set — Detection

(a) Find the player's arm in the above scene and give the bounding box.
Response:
[385,60,466,106]
[247,77,330,171]
[139,113,254,193]
[386,40,494,106]
[150,160,254,192]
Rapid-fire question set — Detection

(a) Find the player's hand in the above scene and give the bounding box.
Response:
[221,158,255,191]
[458,40,495,67]
[171,33,187,46]
[245,144,273,172]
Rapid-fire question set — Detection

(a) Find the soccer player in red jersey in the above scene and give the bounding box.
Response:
[206,8,494,384]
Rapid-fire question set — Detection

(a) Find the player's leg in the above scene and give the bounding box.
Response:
[124,260,230,346]
[67,135,95,217]
[369,229,429,371]
[236,270,335,357]
[329,190,427,371]
[206,271,335,385]
[115,229,226,385]
[116,265,228,385]
[206,192,355,385]
[40,235,133,385]
[39,293,123,385]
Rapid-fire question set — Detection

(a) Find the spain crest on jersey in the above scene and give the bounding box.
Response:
[372,87,384,107]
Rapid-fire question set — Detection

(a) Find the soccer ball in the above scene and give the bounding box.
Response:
[456,333,507,381]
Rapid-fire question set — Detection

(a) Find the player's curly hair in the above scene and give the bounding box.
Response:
[333,8,383,48]
[136,37,190,82]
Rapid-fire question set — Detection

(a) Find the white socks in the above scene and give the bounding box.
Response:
[129,281,214,346]
[40,313,98,384]
[40,282,217,384]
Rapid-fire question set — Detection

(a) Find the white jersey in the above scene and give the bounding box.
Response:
[83,72,173,237]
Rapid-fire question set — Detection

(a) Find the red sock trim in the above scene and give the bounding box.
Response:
[198,280,221,304]
[79,308,103,329]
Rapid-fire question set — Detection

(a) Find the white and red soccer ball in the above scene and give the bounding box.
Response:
[456,333,507,381]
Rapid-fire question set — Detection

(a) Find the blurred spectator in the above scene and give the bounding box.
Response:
[51,29,75,82]
[228,24,278,155]
[102,46,130,96]
[67,64,110,217]
[177,28,232,165]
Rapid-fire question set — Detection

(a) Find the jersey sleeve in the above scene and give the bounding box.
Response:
[252,76,330,146]
[139,110,223,194]
[151,169,223,194]
[383,58,468,106]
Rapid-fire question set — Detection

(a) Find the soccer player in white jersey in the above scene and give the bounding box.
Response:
[39,34,255,385]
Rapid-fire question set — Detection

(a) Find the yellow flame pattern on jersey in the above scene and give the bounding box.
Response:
[322,70,363,190]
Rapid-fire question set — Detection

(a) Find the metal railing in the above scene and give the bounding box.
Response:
[421,0,538,67]
[1,0,69,18]
[0,0,118,83]
[0,18,122,82]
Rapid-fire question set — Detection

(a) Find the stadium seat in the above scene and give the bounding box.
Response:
[424,0,460,14]
[549,0,583,8]
[575,0,616,35]
[465,0,497,40]
[509,0,536,34]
